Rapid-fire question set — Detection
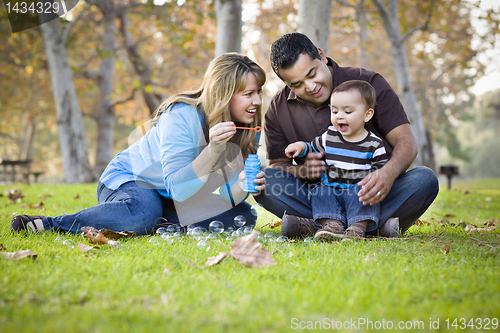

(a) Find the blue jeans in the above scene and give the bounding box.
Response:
[254,166,439,234]
[43,181,256,235]
[311,184,379,233]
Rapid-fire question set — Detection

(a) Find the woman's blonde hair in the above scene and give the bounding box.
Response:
[154,53,266,168]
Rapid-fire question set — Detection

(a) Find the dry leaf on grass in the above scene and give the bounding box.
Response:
[100,229,136,239]
[1,249,37,261]
[0,244,5,251]
[206,251,230,266]
[206,231,276,268]
[77,243,100,252]
[81,226,119,246]
[465,224,497,233]
[6,188,25,202]
[442,241,453,255]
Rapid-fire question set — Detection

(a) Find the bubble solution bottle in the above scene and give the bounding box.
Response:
[243,154,261,193]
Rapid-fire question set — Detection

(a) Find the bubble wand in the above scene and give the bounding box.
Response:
[232,125,262,133]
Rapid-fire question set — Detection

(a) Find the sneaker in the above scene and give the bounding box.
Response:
[314,220,345,242]
[378,217,401,238]
[281,211,321,238]
[11,215,45,233]
[344,223,366,240]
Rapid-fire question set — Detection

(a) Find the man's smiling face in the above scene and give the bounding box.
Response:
[277,49,334,106]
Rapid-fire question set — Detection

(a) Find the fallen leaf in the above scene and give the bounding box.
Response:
[462,189,470,194]
[6,188,25,202]
[468,226,497,233]
[230,231,277,268]
[100,229,136,239]
[442,241,453,255]
[30,201,44,210]
[415,219,430,226]
[1,249,37,261]
[82,226,109,245]
[0,244,5,251]
[74,194,80,199]
[205,251,230,266]
[444,213,456,218]
[77,243,100,252]
[269,220,282,228]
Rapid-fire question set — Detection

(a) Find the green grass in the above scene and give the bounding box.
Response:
[1,180,499,332]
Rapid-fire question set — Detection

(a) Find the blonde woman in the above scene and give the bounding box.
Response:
[12,53,266,235]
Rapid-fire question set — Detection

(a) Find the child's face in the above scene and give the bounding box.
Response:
[329,89,374,142]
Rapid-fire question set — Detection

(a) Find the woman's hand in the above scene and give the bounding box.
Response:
[237,170,266,196]
[209,122,236,154]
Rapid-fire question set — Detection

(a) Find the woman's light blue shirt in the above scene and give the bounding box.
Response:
[99,103,244,202]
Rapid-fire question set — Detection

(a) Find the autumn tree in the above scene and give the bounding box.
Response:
[40,16,94,183]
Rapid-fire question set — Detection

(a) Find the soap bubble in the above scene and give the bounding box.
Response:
[187,225,196,232]
[234,215,246,227]
[148,238,159,243]
[226,226,236,233]
[62,239,75,248]
[156,227,167,234]
[243,226,254,234]
[275,236,289,243]
[55,236,65,243]
[197,239,210,250]
[161,233,171,240]
[166,225,178,233]
[206,233,218,240]
[303,237,315,243]
[173,231,183,237]
[209,220,224,234]
[250,203,264,216]
[187,227,204,236]
[263,232,274,238]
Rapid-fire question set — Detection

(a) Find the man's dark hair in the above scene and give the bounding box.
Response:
[270,33,321,80]
[333,80,376,110]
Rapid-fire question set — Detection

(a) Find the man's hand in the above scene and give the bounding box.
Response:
[302,152,325,181]
[357,167,395,205]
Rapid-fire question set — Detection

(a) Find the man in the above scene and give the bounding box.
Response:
[254,32,439,238]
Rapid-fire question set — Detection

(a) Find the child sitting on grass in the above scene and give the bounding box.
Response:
[285,80,388,241]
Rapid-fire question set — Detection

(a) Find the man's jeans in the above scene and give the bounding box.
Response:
[43,181,256,235]
[254,166,439,234]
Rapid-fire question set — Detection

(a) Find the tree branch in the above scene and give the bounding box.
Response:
[62,2,94,45]
[401,0,436,43]
[334,0,356,10]
[112,87,138,107]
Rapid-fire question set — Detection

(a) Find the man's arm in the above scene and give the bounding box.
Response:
[358,123,417,205]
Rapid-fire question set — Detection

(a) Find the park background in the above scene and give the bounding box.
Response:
[0,0,499,185]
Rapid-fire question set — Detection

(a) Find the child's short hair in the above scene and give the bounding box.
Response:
[332,80,376,109]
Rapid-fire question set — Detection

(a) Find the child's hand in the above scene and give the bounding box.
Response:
[285,142,305,158]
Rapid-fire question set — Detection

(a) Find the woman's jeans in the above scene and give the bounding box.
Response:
[254,166,439,234]
[43,181,256,235]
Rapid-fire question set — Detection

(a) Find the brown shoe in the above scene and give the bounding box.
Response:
[344,223,366,240]
[281,211,321,238]
[314,220,345,242]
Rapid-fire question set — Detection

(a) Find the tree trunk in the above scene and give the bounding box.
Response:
[356,0,370,68]
[93,0,116,177]
[372,0,434,168]
[40,18,94,183]
[297,0,333,54]
[215,0,242,57]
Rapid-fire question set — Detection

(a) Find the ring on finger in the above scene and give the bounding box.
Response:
[377,191,382,198]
